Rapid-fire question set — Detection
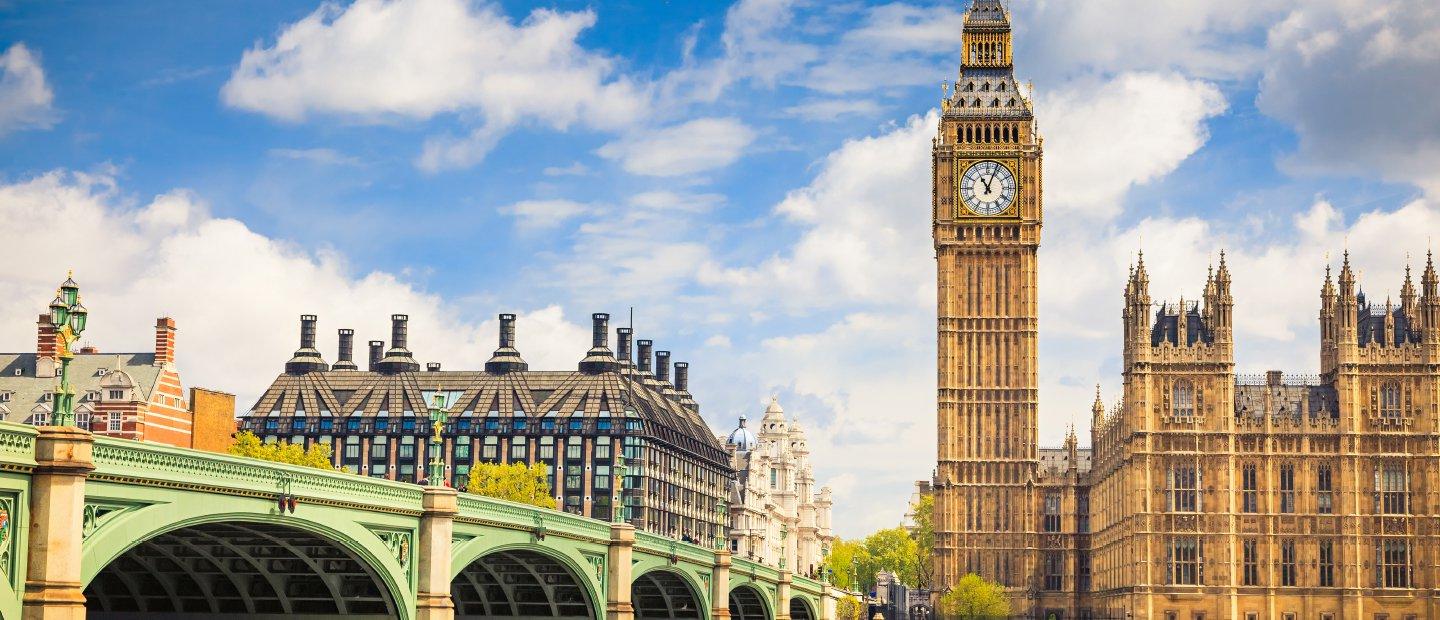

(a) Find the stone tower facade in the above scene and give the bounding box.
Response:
[931,0,1043,596]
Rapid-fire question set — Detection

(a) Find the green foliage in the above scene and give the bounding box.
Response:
[228,431,335,470]
[465,461,557,509]
[938,573,1010,619]
[835,595,865,620]
[825,538,872,591]
[864,527,922,587]
[910,494,935,589]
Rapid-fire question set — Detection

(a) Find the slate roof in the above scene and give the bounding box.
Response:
[0,353,161,422]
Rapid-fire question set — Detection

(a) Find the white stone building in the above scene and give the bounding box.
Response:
[721,398,834,578]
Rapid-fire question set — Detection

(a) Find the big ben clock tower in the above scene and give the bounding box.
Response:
[932,0,1042,596]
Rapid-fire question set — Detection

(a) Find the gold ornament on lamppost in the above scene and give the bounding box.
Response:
[427,392,448,486]
[613,456,628,524]
[48,272,88,427]
[779,523,788,570]
[714,498,728,550]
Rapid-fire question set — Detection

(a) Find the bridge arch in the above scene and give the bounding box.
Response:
[450,542,602,619]
[80,510,407,619]
[789,595,817,620]
[729,583,773,620]
[633,567,706,619]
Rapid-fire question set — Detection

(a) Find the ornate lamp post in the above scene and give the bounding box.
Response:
[820,545,830,583]
[714,498,727,550]
[48,273,88,427]
[426,392,448,487]
[612,456,628,524]
[779,523,788,570]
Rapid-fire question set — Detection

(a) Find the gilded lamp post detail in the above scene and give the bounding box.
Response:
[47,273,88,428]
[613,457,628,524]
[427,393,447,487]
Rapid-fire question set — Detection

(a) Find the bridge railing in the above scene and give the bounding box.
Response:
[634,529,718,567]
[88,435,425,511]
[455,493,611,542]
[0,422,38,468]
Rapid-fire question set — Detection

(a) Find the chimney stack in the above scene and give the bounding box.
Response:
[332,329,358,370]
[376,314,420,373]
[655,350,672,385]
[637,340,654,375]
[616,328,635,373]
[579,313,618,373]
[35,313,59,378]
[426,362,442,372]
[285,315,329,374]
[485,313,529,373]
[674,361,689,392]
[154,317,177,367]
[368,340,385,371]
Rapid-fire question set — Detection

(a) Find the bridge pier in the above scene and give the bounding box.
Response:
[22,427,94,620]
[605,523,635,620]
[711,549,732,619]
[416,487,458,620]
[777,570,792,620]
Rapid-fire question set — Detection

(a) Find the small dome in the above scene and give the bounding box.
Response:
[100,369,135,389]
[725,414,759,452]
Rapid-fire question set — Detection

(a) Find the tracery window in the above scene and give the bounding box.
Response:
[1172,380,1196,418]
[1316,464,1334,514]
[1280,539,1297,586]
[1377,539,1411,588]
[1319,540,1335,587]
[1043,492,1062,532]
[1241,464,1259,513]
[1380,382,1401,417]
[1167,461,1200,512]
[1044,552,1063,590]
[1169,537,1201,585]
[1279,464,1295,513]
[1377,462,1408,514]
[1242,539,1260,586]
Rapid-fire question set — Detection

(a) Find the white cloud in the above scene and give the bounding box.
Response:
[221,0,646,170]
[267,147,361,166]
[542,162,591,177]
[0,170,590,410]
[1258,0,1440,193]
[780,99,885,121]
[498,199,593,231]
[597,117,756,177]
[0,43,56,135]
[1039,72,1227,218]
[701,112,935,310]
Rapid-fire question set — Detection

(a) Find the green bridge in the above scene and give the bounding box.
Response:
[0,423,843,620]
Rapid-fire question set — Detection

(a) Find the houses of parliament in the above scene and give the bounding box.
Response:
[933,2,1440,619]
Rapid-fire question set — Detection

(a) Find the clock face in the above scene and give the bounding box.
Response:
[959,161,1016,216]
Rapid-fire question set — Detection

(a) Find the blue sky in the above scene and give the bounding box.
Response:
[3,0,1439,535]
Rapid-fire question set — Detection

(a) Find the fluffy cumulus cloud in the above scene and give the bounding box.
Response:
[221,0,646,170]
[0,170,589,409]
[1258,0,1440,193]
[0,43,56,135]
[597,117,756,177]
[1039,72,1227,217]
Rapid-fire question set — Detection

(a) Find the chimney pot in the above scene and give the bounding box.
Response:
[426,362,441,372]
[655,350,671,383]
[377,314,420,373]
[499,313,517,348]
[333,329,358,370]
[486,313,529,373]
[299,314,318,349]
[674,361,689,392]
[154,317,177,367]
[1266,370,1284,386]
[285,315,328,374]
[579,313,617,373]
[637,340,654,373]
[616,328,634,367]
[390,314,409,350]
[368,340,385,371]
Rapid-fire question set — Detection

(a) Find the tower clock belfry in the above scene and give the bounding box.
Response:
[932,0,1042,598]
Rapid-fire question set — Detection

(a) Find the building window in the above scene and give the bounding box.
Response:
[1241,464,1258,513]
[454,440,471,461]
[1172,380,1195,417]
[1077,492,1090,533]
[482,436,499,461]
[594,436,611,460]
[370,441,388,459]
[1380,382,1401,417]
[509,440,526,462]
[1043,552,1063,591]
[770,468,778,489]
[1278,464,1295,514]
[107,412,122,432]
[109,389,124,400]
[1280,539,1296,586]
[1168,462,1199,512]
[1242,539,1259,586]
[1319,540,1335,587]
[398,437,415,460]
[594,465,611,490]
[565,437,583,460]
[1169,537,1200,585]
[343,437,360,459]
[1317,464,1334,514]
[1076,553,1091,592]
[1043,492,1061,532]
[1377,463,1407,514]
[1378,540,1411,588]
[565,465,583,491]
[539,436,555,460]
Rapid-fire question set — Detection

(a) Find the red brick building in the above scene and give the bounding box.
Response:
[1,301,235,450]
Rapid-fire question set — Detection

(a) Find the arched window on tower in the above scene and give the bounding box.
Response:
[991,98,1000,107]
[1380,382,1402,417]
[1173,380,1196,418]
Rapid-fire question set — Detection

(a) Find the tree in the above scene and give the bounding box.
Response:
[228,431,335,470]
[864,527,921,587]
[465,461,557,509]
[938,573,1010,620]
[835,595,865,620]
[910,494,935,589]
[825,539,873,592]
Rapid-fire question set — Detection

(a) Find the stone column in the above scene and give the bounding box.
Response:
[23,427,94,620]
[606,523,635,620]
[416,487,458,620]
[776,570,792,620]
[820,584,840,620]
[711,549,732,619]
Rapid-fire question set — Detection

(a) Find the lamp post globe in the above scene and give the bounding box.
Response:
[47,273,89,428]
[69,299,88,333]
[49,293,68,328]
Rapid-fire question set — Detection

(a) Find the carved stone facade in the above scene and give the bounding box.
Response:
[934,3,1440,619]
[722,399,834,579]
